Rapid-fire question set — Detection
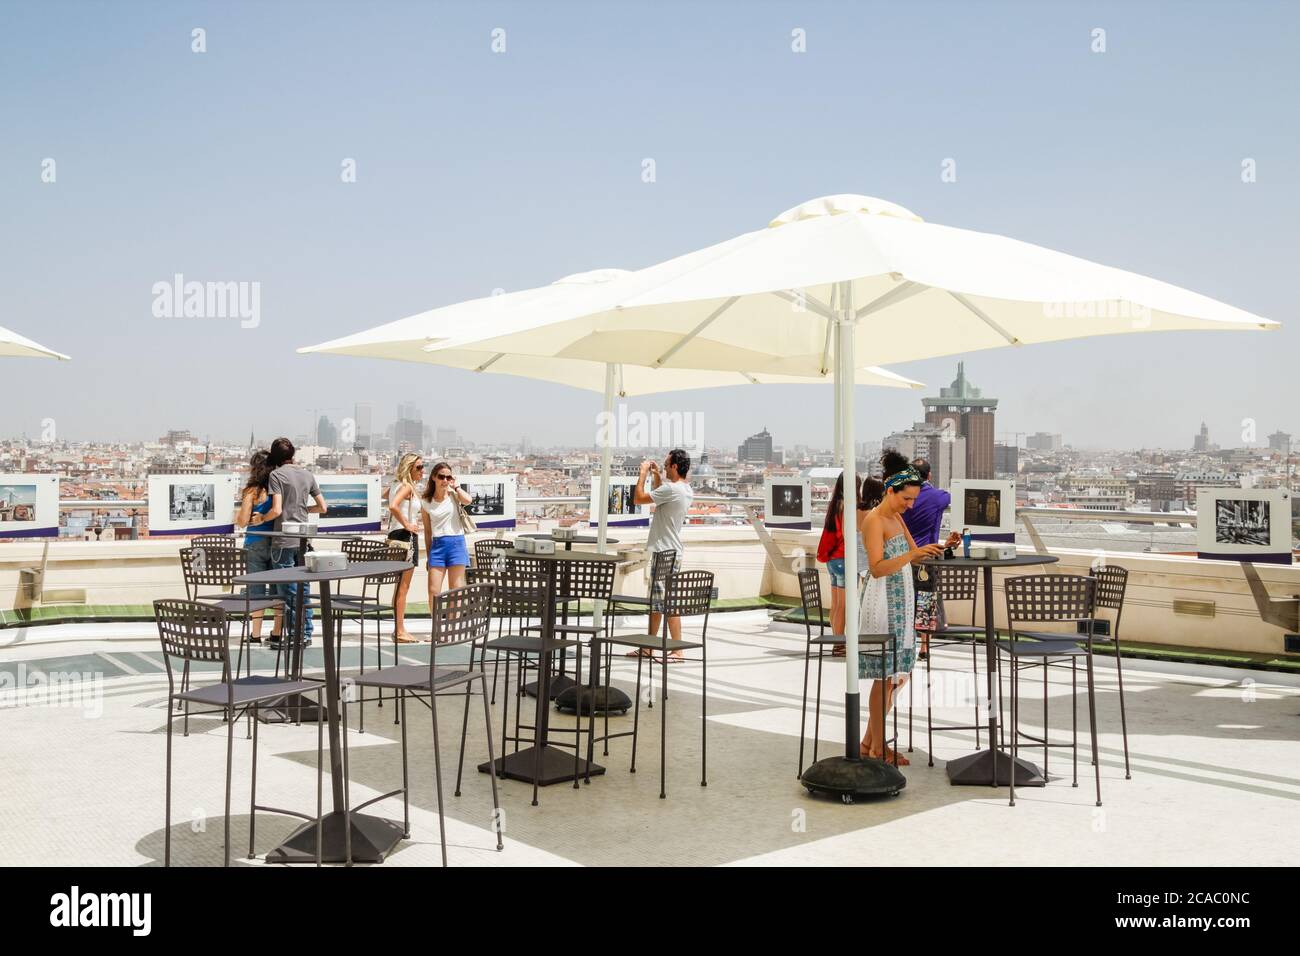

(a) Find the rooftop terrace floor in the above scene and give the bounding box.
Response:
[2,611,1297,867]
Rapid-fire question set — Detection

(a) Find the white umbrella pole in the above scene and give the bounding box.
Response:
[837,281,861,761]
[597,362,616,553]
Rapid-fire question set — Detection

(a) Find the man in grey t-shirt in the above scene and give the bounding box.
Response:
[633,448,694,657]
[259,438,327,645]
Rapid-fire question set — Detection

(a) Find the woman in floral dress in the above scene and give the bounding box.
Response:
[859,452,947,764]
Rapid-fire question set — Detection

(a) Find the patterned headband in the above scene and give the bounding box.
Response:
[883,467,921,491]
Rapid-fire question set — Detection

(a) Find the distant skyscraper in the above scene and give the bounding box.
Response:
[395,400,423,452]
[354,402,373,451]
[1267,430,1291,453]
[436,427,460,449]
[1026,432,1063,452]
[882,422,965,490]
[993,442,1019,476]
[737,427,775,464]
[1193,421,1210,452]
[316,415,338,449]
[922,363,997,479]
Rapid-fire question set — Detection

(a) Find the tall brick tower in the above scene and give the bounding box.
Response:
[922,362,997,479]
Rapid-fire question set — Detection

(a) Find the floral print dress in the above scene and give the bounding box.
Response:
[858,533,916,680]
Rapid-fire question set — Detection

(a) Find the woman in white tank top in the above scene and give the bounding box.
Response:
[387,454,423,643]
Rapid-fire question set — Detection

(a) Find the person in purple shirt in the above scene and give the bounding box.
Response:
[901,459,950,547]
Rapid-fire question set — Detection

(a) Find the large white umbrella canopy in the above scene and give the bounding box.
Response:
[300,266,923,554]
[300,268,922,395]
[0,325,70,360]
[424,193,1278,792]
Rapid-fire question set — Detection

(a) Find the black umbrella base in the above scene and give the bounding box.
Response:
[945,748,1046,787]
[800,756,907,803]
[265,810,405,864]
[553,684,632,716]
[523,674,577,700]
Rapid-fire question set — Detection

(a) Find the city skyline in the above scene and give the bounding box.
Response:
[3,4,1296,450]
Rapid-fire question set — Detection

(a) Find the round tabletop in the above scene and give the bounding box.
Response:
[234,560,411,584]
[518,533,620,545]
[243,529,375,540]
[921,553,1059,569]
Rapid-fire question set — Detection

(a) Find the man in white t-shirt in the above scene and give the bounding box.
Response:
[633,448,694,658]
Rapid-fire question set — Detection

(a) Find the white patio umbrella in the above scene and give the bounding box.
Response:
[0,325,70,360]
[300,267,923,552]
[425,193,1279,795]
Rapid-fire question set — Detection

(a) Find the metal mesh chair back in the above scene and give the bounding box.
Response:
[192,534,237,551]
[663,570,714,619]
[154,598,232,664]
[937,564,978,602]
[493,570,548,620]
[797,568,823,635]
[649,549,678,590]
[1089,564,1128,612]
[342,538,388,562]
[562,557,617,602]
[429,583,495,648]
[180,546,247,594]
[474,538,514,570]
[506,553,547,577]
[1004,574,1096,626]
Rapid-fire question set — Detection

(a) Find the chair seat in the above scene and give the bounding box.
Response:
[601,632,701,653]
[198,596,283,615]
[996,638,1084,658]
[925,624,981,637]
[1014,630,1087,644]
[609,593,652,607]
[809,634,846,646]
[482,634,580,653]
[177,675,323,706]
[350,664,479,691]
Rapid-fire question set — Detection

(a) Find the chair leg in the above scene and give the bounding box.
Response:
[1042,656,1050,779]
[479,675,504,851]
[1113,641,1131,779]
[400,690,410,837]
[455,664,474,798]
[499,653,510,770]
[430,692,449,864]
[659,649,667,799]
[925,647,934,767]
[1009,650,1017,807]
[700,642,707,788]
[798,642,811,777]
[315,690,323,867]
[1071,656,1078,788]
[573,643,583,790]
[342,696,353,866]
[972,639,981,749]
[249,702,259,859]
[630,653,643,773]
[812,647,825,766]
[223,699,234,868]
[165,701,174,867]
[1086,651,1102,807]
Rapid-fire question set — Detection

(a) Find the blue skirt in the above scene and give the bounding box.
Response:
[428,534,469,568]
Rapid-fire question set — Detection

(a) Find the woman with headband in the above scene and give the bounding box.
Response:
[858,450,957,764]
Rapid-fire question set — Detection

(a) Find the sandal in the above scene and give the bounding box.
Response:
[394,632,419,644]
[625,648,656,658]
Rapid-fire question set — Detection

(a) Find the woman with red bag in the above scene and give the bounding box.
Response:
[816,474,882,656]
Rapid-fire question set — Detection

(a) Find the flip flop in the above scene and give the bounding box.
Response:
[394,633,419,644]
[625,648,656,658]
[663,654,686,664]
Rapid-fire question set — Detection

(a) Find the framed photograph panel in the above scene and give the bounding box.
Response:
[0,474,59,539]
[457,474,517,529]
[764,476,812,530]
[317,474,382,532]
[1196,487,1291,564]
[951,479,1016,542]
[589,475,649,528]
[147,474,239,536]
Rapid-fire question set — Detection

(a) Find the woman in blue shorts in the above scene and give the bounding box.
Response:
[421,461,472,604]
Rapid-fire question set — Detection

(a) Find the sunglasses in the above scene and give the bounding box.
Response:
[436,473,454,481]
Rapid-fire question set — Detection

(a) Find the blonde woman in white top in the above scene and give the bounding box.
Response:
[387,453,423,644]
[421,460,472,602]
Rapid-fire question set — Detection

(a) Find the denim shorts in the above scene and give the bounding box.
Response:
[243,538,274,600]
[428,534,469,568]
[827,558,846,589]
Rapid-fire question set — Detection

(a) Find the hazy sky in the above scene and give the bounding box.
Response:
[2,0,1296,452]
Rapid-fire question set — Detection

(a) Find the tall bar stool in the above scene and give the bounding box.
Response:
[340,583,504,866]
[155,599,324,867]
[178,547,283,734]
[1084,564,1132,779]
[593,569,714,799]
[330,539,409,732]
[910,563,986,765]
[526,557,617,707]
[999,574,1101,808]
[795,568,847,777]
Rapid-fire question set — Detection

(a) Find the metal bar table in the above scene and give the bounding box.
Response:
[235,559,412,863]
[921,553,1060,787]
[237,529,374,722]
[478,546,621,790]
[517,534,620,699]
